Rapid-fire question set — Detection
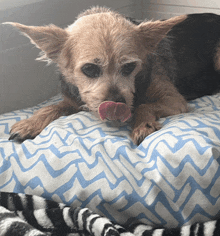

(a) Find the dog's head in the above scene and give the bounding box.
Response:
[4,7,185,120]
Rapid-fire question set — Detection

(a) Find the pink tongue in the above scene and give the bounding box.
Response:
[98,101,131,122]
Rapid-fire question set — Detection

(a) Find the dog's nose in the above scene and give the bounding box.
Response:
[114,96,126,104]
[106,87,126,104]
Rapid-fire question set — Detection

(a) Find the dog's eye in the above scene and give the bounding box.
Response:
[121,62,136,76]
[81,63,101,78]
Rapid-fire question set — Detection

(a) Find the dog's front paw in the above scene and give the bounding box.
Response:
[9,119,41,143]
[131,121,161,145]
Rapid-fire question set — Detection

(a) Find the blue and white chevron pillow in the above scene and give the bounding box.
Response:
[0,93,220,228]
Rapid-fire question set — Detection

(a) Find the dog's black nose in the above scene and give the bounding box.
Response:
[106,87,126,104]
[115,96,126,104]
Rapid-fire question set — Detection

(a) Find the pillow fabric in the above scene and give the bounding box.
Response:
[0,94,220,228]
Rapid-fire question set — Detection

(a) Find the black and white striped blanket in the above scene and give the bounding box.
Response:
[0,191,219,236]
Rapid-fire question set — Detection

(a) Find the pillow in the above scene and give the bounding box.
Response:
[0,94,220,228]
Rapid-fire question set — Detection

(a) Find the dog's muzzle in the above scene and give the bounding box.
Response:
[98,101,131,122]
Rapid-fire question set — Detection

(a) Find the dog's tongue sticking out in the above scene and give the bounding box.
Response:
[98,101,131,122]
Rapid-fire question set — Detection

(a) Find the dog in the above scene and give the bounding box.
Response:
[5,7,220,145]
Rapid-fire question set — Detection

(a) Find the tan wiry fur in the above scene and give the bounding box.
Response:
[5,7,187,144]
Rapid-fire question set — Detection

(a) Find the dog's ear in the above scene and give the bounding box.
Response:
[4,22,68,63]
[137,15,187,52]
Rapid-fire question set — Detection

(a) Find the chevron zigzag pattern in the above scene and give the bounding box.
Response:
[0,94,220,228]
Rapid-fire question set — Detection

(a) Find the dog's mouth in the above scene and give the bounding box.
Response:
[98,101,132,123]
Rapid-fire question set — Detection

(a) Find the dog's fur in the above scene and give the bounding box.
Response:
[5,7,220,145]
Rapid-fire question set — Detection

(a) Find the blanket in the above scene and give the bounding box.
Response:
[0,191,219,236]
[1,93,220,230]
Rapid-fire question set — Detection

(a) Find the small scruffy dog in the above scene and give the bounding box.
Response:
[5,7,220,145]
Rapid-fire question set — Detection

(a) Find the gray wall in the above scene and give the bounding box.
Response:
[0,0,136,114]
[133,0,220,20]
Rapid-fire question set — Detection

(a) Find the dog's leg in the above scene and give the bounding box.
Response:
[9,97,79,143]
[131,105,161,145]
[131,78,188,145]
